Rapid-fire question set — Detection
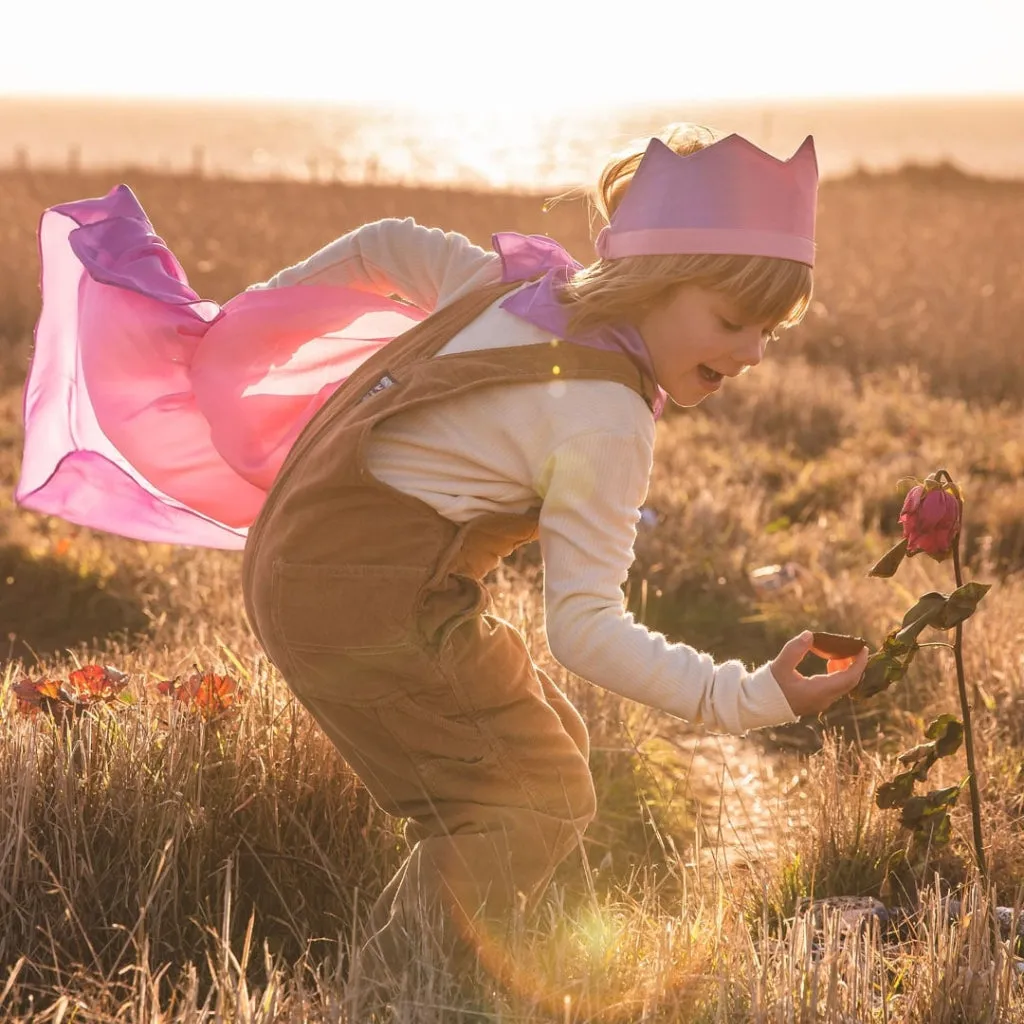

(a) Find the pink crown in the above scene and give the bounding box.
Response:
[594,133,818,266]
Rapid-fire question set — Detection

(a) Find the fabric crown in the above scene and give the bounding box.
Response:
[594,134,819,267]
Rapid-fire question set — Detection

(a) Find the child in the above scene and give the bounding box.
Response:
[17,122,868,1002]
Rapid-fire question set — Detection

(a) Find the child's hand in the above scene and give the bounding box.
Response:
[770,631,870,717]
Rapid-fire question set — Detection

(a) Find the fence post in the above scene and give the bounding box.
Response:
[14,146,28,170]
[67,145,81,172]
[192,145,205,177]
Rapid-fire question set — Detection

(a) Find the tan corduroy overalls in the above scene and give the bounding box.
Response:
[242,279,658,988]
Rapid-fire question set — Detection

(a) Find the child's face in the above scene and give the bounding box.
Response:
[637,284,773,407]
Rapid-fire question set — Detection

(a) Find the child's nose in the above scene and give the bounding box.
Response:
[736,330,767,367]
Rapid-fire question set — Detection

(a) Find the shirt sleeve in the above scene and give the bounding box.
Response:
[245,216,503,313]
[535,428,799,735]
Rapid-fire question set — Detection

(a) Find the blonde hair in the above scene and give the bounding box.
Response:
[552,123,813,337]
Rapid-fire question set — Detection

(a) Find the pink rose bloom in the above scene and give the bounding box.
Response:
[899,484,962,559]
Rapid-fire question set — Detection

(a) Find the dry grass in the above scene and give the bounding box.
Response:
[2,165,1024,1020]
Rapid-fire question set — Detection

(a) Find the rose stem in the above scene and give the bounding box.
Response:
[952,532,988,885]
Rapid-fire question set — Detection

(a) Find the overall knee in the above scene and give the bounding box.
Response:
[560,757,597,834]
[533,756,596,866]
[542,767,597,872]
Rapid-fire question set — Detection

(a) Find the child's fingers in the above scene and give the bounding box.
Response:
[774,631,816,675]
[774,634,869,715]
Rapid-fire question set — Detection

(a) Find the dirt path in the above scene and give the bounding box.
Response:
[663,729,806,879]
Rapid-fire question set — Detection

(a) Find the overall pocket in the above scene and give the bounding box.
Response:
[269,559,438,706]
[417,573,490,655]
[271,559,430,653]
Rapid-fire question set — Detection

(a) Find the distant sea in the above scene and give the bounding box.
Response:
[1,94,1022,191]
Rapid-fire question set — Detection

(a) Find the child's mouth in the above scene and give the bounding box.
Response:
[698,364,724,384]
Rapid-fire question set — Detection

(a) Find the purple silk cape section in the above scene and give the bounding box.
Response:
[494,231,667,422]
[15,185,664,550]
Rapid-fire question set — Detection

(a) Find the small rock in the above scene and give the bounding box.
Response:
[946,899,1024,939]
[749,562,802,594]
[798,896,890,934]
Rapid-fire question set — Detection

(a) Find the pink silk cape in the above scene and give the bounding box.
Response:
[16,184,439,549]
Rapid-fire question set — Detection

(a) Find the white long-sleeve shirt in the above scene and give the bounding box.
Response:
[247,218,798,735]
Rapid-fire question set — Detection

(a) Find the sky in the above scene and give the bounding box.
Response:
[4,0,1023,111]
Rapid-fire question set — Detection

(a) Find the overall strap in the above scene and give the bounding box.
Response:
[338,279,530,411]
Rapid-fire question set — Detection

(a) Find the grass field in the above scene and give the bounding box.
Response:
[2,164,1024,1021]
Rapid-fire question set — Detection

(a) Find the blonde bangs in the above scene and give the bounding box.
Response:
[557,253,813,337]
[700,254,814,331]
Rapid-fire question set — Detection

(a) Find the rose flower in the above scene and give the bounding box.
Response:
[899,483,962,561]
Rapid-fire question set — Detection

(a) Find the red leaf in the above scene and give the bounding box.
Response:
[12,677,65,711]
[12,665,129,717]
[12,677,83,720]
[155,677,179,698]
[67,664,129,702]
[827,656,857,674]
[156,671,239,717]
[187,672,238,716]
[811,632,870,659]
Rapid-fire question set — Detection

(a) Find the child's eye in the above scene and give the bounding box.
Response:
[718,317,744,333]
